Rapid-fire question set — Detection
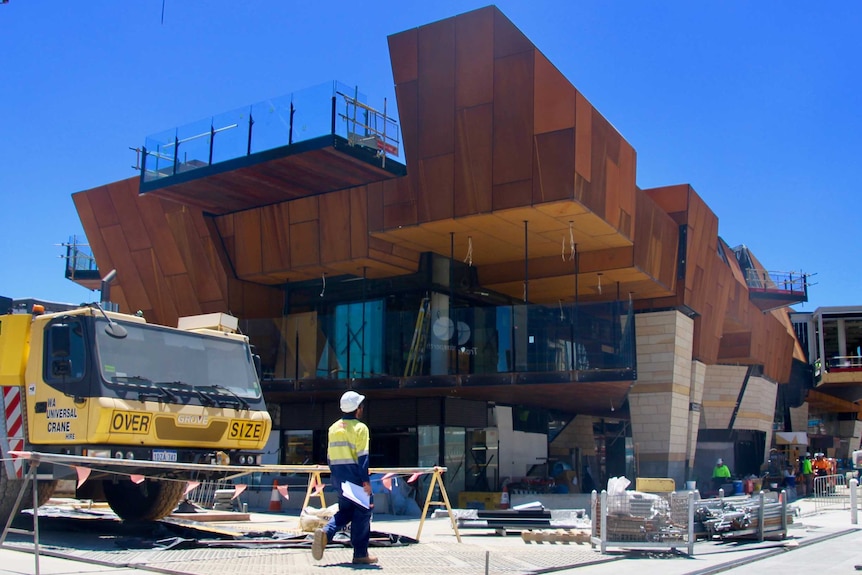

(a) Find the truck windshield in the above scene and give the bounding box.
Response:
[95,318,262,400]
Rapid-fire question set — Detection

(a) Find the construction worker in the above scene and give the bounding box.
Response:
[312,391,377,565]
[800,452,814,496]
[712,458,732,492]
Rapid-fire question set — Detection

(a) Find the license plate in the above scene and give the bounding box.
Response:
[152,449,177,462]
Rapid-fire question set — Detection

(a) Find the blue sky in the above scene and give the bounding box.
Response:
[1,1,859,310]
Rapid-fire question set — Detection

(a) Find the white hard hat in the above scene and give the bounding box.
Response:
[340,390,366,413]
[716,458,723,465]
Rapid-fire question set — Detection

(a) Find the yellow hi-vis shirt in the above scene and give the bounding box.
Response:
[327,415,370,488]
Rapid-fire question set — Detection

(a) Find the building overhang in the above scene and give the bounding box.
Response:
[140,134,406,215]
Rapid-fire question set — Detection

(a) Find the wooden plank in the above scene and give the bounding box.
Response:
[87,184,120,227]
[72,192,114,277]
[533,129,574,204]
[417,18,456,160]
[534,52,576,135]
[135,195,187,277]
[101,224,149,313]
[493,50,534,186]
[394,80,421,199]
[455,7,494,109]
[366,181,384,233]
[455,104,493,217]
[164,207,224,304]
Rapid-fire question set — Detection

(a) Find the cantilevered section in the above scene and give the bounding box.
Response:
[733,245,809,312]
[137,81,405,216]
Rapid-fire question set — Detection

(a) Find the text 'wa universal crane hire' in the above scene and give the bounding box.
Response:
[0,271,271,522]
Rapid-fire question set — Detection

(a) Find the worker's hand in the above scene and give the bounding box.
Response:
[363,481,372,495]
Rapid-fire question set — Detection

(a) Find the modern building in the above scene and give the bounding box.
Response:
[66,6,815,498]
[790,307,862,460]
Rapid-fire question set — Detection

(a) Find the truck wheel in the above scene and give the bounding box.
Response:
[102,478,185,521]
[0,464,57,524]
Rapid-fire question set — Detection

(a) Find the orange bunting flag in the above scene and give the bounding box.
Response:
[130,474,146,485]
[277,484,289,500]
[231,484,247,500]
[407,472,421,483]
[75,466,91,488]
[185,481,200,495]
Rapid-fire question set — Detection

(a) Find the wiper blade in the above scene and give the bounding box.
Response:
[137,386,178,402]
[200,385,249,410]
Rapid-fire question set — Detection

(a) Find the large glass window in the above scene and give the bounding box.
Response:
[95,318,262,401]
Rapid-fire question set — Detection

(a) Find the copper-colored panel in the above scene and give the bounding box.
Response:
[289,196,318,224]
[86,185,120,228]
[583,108,609,216]
[290,220,320,268]
[129,248,177,326]
[533,129,574,204]
[366,181,384,233]
[383,173,414,206]
[417,18,455,160]
[574,91,592,182]
[534,53,576,135]
[233,210,263,278]
[72,192,114,276]
[101,224,150,312]
[349,186,369,259]
[107,179,150,251]
[135,195,187,277]
[455,7,494,109]
[493,50,534,186]
[493,7,533,58]
[320,190,352,264]
[455,104,493,217]
[417,153,454,223]
[388,27,418,84]
[164,207,224,303]
[382,199,417,230]
[164,273,203,318]
[394,81,420,195]
[261,203,291,275]
[493,179,532,212]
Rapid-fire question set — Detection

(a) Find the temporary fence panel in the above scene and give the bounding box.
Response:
[813,474,850,513]
[590,490,695,555]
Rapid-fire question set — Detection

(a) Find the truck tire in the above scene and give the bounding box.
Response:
[0,464,57,525]
[102,478,185,521]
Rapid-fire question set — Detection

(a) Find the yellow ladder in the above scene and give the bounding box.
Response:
[404,298,430,376]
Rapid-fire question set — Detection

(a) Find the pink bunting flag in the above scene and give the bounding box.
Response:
[231,484,247,500]
[276,484,289,500]
[8,451,29,459]
[130,474,146,485]
[312,478,325,495]
[407,472,422,483]
[74,466,91,488]
[184,481,200,495]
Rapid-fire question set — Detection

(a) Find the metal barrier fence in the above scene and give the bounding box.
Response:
[812,474,854,513]
[590,490,695,555]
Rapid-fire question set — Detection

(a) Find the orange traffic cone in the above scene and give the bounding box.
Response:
[500,485,509,510]
[269,479,282,512]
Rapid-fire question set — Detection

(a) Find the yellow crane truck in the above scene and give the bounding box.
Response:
[0,293,272,522]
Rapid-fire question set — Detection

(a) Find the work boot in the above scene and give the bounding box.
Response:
[311,529,327,560]
[352,555,378,565]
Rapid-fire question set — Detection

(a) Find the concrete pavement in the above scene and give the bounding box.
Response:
[0,497,859,575]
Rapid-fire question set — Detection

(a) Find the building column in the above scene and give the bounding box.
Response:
[629,310,695,486]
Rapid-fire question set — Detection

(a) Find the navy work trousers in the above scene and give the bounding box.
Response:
[322,493,373,559]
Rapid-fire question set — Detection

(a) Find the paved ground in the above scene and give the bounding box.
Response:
[1,497,860,575]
